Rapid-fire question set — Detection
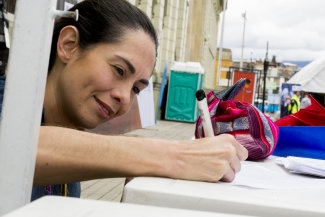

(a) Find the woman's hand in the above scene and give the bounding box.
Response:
[171,134,248,182]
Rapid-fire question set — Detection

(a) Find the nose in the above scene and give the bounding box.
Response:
[111,87,132,105]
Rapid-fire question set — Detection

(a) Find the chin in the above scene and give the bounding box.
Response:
[83,124,98,130]
[77,120,102,130]
[79,114,120,130]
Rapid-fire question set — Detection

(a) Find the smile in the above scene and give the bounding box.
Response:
[94,96,114,119]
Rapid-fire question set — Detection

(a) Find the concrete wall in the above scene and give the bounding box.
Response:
[184,0,223,91]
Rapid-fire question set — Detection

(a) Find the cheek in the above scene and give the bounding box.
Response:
[118,98,136,116]
[91,76,111,92]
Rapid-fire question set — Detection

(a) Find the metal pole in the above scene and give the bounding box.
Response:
[216,0,227,87]
[0,0,57,214]
[250,52,253,70]
[239,11,246,69]
[256,69,261,108]
[262,42,269,113]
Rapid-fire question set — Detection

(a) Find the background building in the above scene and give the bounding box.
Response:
[184,0,224,91]
[125,0,225,111]
[214,48,232,87]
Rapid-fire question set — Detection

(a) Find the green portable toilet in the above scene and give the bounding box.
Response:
[165,62,204,123]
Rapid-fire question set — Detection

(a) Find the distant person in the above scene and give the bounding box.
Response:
[280,95,291,117]
[288,91,301,114]
[280,88,290,118]
[300,93,311,109]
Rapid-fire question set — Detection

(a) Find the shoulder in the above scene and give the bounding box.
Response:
[0,76,6,89]
[0,76,6,116]
[0,76,5,86]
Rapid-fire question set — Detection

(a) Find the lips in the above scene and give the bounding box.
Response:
[94,96,114,119]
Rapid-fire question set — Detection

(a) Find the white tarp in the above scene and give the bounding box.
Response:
[287,56,325,93]
[137,77,155,128]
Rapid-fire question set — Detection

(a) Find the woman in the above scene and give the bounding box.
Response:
[0,0,248,201]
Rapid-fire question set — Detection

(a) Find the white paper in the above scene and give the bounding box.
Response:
[219,163,325,189]
[277,156,325,177]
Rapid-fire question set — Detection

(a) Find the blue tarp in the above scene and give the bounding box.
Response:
[273,126,325,160]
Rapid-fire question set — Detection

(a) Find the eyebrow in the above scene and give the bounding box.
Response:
[139,79,149,87]
[115,55,136,74]
[115,55,149,87]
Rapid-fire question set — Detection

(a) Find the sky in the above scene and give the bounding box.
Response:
[218,0,325,62]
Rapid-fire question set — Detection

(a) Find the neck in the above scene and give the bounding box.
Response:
[44,66,78,129]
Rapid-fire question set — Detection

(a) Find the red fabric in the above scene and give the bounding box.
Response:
[195,91,279,161]
[215,100,248,122]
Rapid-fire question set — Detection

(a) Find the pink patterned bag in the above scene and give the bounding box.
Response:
[195,78,279,160]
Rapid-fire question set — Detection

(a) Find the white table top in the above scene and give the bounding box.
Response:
[3,196,251,217]
[122,157,325,217]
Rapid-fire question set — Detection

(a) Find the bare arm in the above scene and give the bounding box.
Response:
[34,126,248,186]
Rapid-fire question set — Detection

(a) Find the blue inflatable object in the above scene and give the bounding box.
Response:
[273,126,325,160]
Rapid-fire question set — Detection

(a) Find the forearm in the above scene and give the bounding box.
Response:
[34,126,248,186]
[34,126,177,186]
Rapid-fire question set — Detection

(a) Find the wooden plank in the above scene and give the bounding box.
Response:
[81,179,115,198]
[99,181,125,201]
[80,179,102,190]
[81,178,125,200]
[112,193,124,202]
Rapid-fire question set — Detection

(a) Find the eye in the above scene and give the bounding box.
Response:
[114,66,124,76]
[132,86,140,95]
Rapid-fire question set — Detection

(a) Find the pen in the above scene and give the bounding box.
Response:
[196,90,214,137]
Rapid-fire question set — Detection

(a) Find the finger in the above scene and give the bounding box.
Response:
[234,142,248,161]
[230,156,241,174]
[221,155,241,182]
[221,166,236,182]
[224,134,248,161]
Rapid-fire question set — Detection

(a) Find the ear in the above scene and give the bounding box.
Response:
[56,26,80,64]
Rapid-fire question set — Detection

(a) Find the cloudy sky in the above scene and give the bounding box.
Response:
[219,0,325,62]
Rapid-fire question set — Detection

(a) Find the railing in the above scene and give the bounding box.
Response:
[0,0,57,215]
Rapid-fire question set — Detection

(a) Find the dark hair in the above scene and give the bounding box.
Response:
[49,0,158,71]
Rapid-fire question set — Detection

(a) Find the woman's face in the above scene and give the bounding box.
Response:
[56,30,156,129]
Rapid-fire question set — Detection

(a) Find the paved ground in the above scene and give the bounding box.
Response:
[265,111,281,121]
[80,120,196,202]
[81,178,125,202]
